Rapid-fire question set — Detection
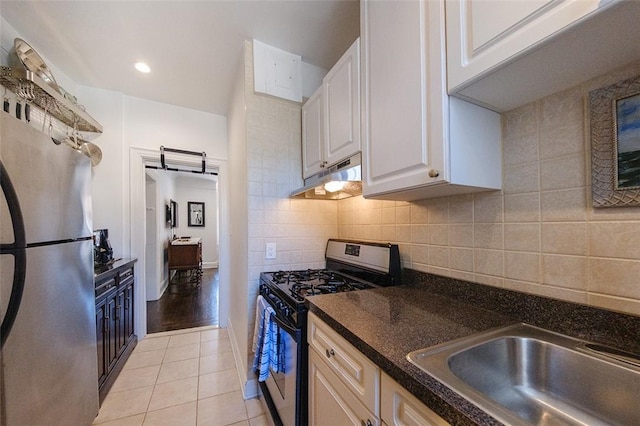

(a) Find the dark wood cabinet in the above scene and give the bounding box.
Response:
[95,293,109,386]
[95,259,137,404]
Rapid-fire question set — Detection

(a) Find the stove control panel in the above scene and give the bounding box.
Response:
[326,239,395,273]
[344,244,361,257]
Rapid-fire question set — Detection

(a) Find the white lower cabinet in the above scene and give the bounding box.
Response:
[308,312,379,410]
[309,349,379,426]
[308,312,380,425]
[308,313,450,426]
[381,373,448,426]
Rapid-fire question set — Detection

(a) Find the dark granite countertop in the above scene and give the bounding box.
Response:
[94,258,137,282]
[305,269,640,425]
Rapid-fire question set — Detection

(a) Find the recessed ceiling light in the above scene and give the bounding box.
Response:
[134,62,151,73]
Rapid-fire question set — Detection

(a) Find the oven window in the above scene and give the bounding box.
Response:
[272,368,286,398]
[272,328,287,398]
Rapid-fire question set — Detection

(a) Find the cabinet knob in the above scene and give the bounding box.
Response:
[428,169,440,178]
[325,348,335,358]
[361,419,373,426]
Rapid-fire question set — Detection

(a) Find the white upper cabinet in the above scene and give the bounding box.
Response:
[302,88,324,178]
[324,39,361,167]
[446,0,640,111]
[361,0,501,201]
[301,39,360,179]
[446,0,602,92]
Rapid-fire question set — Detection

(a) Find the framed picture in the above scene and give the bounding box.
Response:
[589,75,640,207]
[168,200,177,228]
[188,202,205,227]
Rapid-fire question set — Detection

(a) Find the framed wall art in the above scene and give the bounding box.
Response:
[167,200,177,228]
[590,75,640,207]
[188,201,205,227]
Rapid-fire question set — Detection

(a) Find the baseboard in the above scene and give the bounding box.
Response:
[227,318,259,399]
[244,377,258,399]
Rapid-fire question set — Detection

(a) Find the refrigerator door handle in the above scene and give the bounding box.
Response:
[1,160,27,349]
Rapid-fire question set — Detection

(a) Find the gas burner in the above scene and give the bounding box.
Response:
[286,274,373,300]
[272,269,326,284]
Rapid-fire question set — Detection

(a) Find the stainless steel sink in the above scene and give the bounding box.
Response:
[407,323,640,426]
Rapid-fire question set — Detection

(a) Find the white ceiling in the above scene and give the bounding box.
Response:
[1,0,360,116]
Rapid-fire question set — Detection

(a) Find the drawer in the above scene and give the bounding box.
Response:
[308,312,379,413]
[119,267,134,283]
[95,277,116,300]
[120,268,133,282]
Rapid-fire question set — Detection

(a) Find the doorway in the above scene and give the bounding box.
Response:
[129,147,230,339]
[144,168,220,333]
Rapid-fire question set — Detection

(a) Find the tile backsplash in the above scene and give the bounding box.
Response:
[339,60,640,317]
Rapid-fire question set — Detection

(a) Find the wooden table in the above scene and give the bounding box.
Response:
[168,237,202,287]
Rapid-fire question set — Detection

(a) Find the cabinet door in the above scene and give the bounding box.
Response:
[446,0,602,92]
[302,88,324,178]
[381,373,448,426]
[324,38,360,166]
[95,296,109,387]
[361,0,447,198]
[115,285,127,355]
[309,349,380,426]
[106,292,119,371]
[123,278,135,341]
[308,312,379,411]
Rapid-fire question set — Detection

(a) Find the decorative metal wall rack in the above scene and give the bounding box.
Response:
[0,66,102,133]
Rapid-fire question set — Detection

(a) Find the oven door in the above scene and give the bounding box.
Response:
[263,312,299,426]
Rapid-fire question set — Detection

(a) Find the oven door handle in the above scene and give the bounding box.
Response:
[269,312,298,342]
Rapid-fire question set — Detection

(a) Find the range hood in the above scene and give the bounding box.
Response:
[291,153,362,200]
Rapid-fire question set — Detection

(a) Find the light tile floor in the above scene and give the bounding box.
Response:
[93,326,266,426]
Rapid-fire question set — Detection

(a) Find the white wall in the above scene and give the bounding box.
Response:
[145,169,176,301]
[301,61,327,99]
[81,87,127,255]
[145,175,158,300]
[123,96,227,158]
[227,42,250,398]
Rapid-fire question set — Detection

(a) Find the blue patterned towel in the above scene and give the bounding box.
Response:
[252,296,284,381]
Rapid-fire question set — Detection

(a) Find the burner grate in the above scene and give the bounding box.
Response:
[264,267,375,303]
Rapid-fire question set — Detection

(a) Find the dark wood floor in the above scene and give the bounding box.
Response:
[146,268,219,333]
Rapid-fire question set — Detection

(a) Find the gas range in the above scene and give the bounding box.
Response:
[265,269,374,302]
[256,239,401,426]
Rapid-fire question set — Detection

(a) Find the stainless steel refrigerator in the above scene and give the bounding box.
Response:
[0,112,99,425]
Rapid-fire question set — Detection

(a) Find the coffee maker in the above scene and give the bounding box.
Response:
[93,229,114,265]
